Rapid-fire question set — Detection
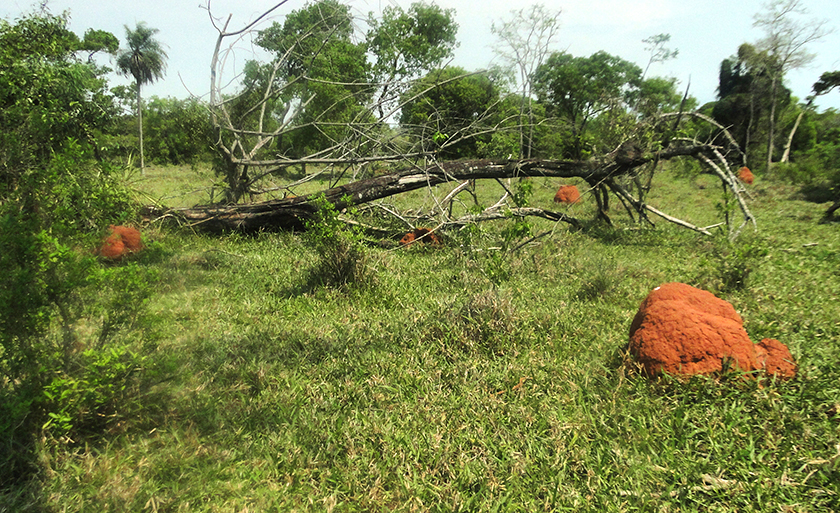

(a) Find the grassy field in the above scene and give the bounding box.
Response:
[5,164,840,511]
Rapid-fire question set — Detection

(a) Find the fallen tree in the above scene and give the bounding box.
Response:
[144,132,756,238]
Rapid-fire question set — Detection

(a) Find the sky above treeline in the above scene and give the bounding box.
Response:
[3,0,839,111]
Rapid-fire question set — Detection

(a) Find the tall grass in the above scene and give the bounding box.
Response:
[2,167,839,512]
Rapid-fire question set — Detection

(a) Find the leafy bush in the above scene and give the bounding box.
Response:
[143,96,215,165]
[0,11,162,487]
[696,235,768,293]
[303,194,378,290]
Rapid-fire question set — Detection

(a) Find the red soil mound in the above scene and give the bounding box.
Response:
[738,166,755,185]
[399,227,441,246]
[755,338,797,379]
[628,283,795,378]
[553,185,580,204]
[399,232,416,245]
[98,225,143,260]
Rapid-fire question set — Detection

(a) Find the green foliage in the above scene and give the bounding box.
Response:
[533,51,643,159]
[632,76,694,118]
[813,70,840,96]
[0,12,119,184]
[367,2,458,84]
[303,195,377,290]
[255,0,373,159]
[143,96,215,165]
[697,235,769,293]
[0,10,158,488]
[115,22,167,86]
[712,43,792,166]
[399,66,499,158]
[37,261,158,439]
[79,28,119,57]
[778,108,840,195]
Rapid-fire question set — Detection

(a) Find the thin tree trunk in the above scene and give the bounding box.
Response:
[137,80,145,174]
[745,89,755,167]
[766,75,778,175]
[781,110,804,163]
[781,96,815,163]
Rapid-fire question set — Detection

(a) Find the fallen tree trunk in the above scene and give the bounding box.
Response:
[142,142,746,234]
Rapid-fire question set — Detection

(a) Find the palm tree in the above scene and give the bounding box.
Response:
[116,23,167,173]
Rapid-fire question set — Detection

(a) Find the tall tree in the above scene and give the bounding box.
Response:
[399,66,499,159]
[752,0,829,173]
[367,2,459,120]
[116,22,167,173]
[533,51,642,159]
[491,4,561,158]
[256,0,372,166]
[712,43,784,165]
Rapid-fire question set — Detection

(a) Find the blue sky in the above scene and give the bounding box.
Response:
[3,0,839,111]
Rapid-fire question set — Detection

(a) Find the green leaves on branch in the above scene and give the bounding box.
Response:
[367,2,458,83]
[303,195,377,290]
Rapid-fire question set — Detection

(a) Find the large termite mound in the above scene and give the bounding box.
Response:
[98,225,144,260]
[628,282,796,378]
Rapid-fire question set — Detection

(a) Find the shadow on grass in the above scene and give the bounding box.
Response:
[799,183,837,204]
[580,222,686,248]
[0,385,45,510]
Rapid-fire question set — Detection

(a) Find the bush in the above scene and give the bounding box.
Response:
[0,11,160,486]
[303,195,378,290]
[696,235,768,293]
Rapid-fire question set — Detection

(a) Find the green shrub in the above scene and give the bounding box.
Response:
[0,11,160,484]
[303,194,378,290]
[696,235,768,293]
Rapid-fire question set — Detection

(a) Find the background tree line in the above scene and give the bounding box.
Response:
[201,0,840,206]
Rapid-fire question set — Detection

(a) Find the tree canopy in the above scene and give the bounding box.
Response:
[367,1,458,118]
[533,51,643,159]
[399,66,499,159]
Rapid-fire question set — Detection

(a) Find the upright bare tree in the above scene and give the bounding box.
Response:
[491,4,561,159]
[752,0,830,174]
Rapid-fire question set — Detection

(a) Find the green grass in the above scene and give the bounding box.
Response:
[3,166,840,512]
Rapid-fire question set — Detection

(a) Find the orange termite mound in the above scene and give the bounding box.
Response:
[553,185,580,204]
[628,283,796,378]
[399,227,441,246]
[98,225,144,260]
[738,166,755,185]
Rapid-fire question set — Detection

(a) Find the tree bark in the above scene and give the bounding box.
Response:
[766,75,778,175]
[781,95,816,163]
